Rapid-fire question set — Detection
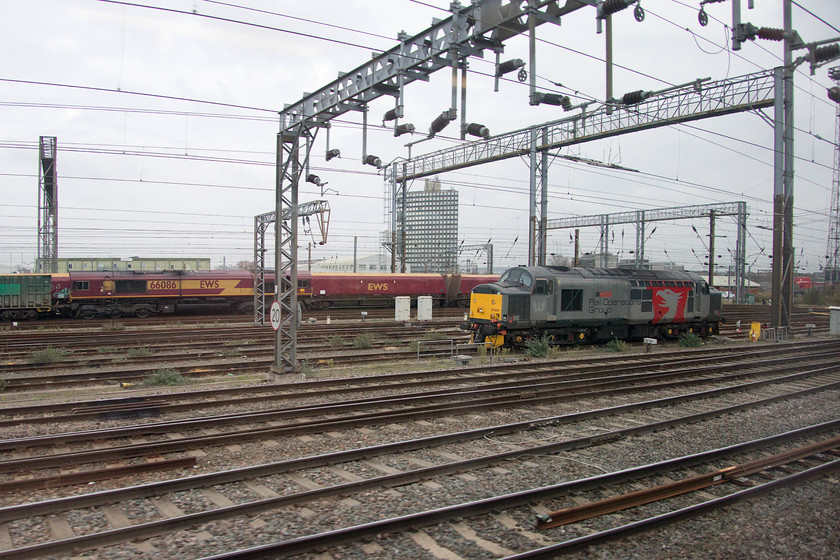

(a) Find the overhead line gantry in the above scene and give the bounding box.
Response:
[269,0,593,374]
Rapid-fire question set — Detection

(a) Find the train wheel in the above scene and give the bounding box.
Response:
[78,307,97,320]
[134,307,153,318]
[108,308,122,319]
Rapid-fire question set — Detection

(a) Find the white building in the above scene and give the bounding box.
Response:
[396,178,458,273]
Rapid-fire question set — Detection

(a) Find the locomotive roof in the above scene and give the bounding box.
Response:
[64,270,255,280]
[511,266,706,283]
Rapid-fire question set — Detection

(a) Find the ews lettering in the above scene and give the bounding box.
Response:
[200,280,220,289]
[367,283,389,292]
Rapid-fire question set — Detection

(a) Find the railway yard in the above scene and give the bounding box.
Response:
[0,304,837,559]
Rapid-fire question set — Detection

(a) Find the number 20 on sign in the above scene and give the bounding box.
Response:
[270,301,281,331]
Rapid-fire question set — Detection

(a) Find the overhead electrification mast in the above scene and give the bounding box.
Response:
[270,0,589,374]
[37,136,58,274]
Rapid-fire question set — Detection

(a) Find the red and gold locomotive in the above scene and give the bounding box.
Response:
[38,270,498,319]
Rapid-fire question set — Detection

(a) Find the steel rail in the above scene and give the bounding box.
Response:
[1,342,833,428]
[193,433,840,559]
[502,461,840,559]
[1,349,836,453]
[1,411,838,559]
[535,434,840,528]
[0,362,837,479]
[0,337,830,414]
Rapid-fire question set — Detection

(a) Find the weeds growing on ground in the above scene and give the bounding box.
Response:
[605,337,627,352]
[143,368,188,386]
[679,332,703,347]
[127,346,153,358]
[27,347,68,364]
[352,334,373,348]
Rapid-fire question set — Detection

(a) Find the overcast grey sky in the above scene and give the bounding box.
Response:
[2,0,839,274]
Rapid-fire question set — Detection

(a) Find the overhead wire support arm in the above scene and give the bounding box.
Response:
[253,199,331,328]
[396,70,776,183]
[276,0,586,134]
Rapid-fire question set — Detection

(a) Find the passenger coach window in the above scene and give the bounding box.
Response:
[560,289,583,312]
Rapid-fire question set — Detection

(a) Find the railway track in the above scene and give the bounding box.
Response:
[0,339,835,426]
[0,307,470,331]
[0,339,837,558]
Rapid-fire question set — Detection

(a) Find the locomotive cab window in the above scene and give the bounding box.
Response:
[533,279,553,295]
[73,281,89,291]
[500,268,534,289]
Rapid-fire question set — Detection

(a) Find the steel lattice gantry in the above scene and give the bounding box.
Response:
[458,243,494,274]
[274,0,590,372]
[38,136,58,274]
[826,66,840,284]
[393,70,774,271]
[545,202,749,302]
[253,198,330,328]
[397,71,776,182]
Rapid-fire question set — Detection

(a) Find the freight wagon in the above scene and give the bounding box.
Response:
[0,274,52,321]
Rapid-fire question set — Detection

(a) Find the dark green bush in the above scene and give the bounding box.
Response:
[679,332,703,347]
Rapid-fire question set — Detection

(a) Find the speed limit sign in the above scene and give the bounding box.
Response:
[270,301,281,331]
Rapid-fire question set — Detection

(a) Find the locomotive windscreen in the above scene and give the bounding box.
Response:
[499,268,534,289]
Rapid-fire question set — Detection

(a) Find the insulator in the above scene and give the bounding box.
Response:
[602,0,629,16]
[756,27,784,41]
[383,108,399,121]
[363,154,381,167]
[325,148,341,161]
[633,4,644,22]
[621,90,647,104]
[539,93,571,107]
[829,86,840,104]
[430,111,453,134]
[305,174,321,185]
[814,44,840,63]
[497,58,525,76]
[465,123,490,138]
[394,123,415,136]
